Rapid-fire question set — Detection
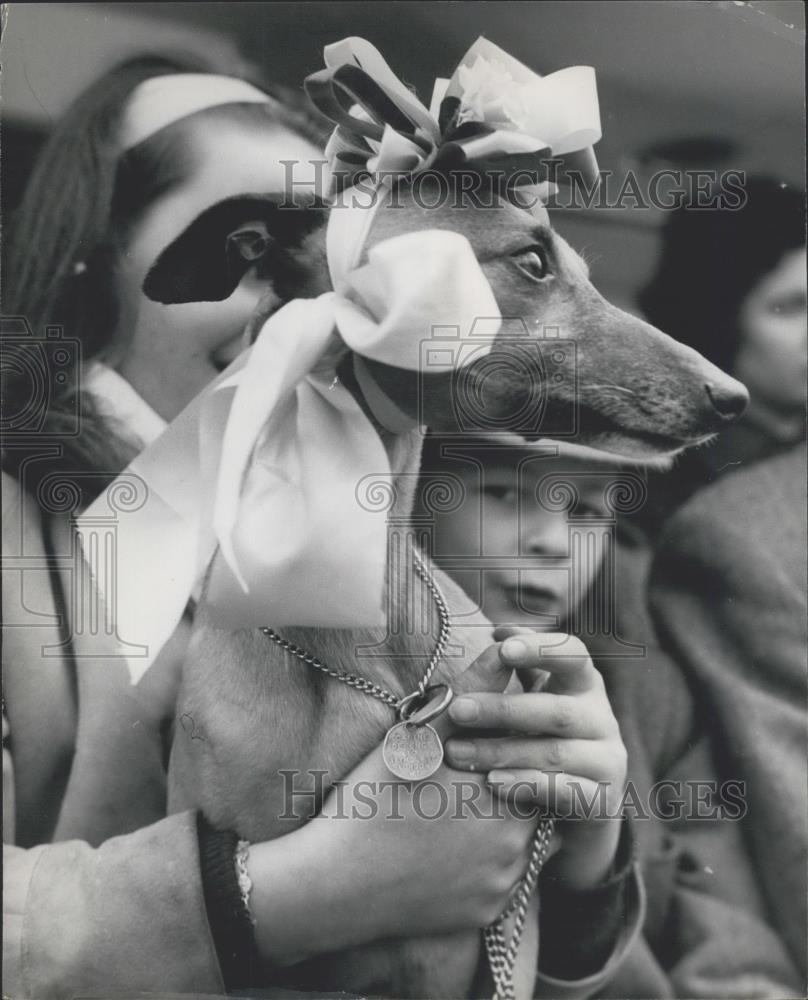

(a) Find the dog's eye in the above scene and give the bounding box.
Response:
[228,223,272,262]
[511,246,548,281]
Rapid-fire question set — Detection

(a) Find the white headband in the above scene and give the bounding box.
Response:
[120,73,274,152]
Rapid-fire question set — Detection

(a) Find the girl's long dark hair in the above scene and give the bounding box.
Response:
[2,53,326,506]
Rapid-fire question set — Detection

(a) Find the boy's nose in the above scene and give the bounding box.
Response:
[705,379,749,421]
[525,518,568,558]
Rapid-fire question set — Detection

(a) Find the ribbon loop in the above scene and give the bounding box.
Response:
[306,35,602,197]
[323,36,442,142]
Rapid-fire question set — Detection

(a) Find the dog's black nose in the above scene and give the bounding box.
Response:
[705,381,749,420]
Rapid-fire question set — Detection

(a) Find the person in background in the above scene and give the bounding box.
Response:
[634,175,806,534]
[417,433,803,997]
[639,174,807,986]
[649,441,807,987]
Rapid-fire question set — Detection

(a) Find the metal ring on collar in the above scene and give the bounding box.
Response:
[397,683,454,725]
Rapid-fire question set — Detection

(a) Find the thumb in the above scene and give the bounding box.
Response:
[454,642,515,697]
[492,625,549,692]
[428,642,514,740]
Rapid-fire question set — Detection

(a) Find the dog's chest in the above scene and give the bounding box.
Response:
[169,560,494,841]
[167,562,527,999]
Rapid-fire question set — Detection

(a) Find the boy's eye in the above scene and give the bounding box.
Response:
[573,501,606,519]
[767,292,806,316]
[482,485,517,503]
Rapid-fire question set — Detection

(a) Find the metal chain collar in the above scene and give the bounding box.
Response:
[260,543,554,1000]
[262,546,451,715]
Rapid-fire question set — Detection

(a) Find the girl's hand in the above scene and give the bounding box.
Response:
[444,627,627,891]
[248,640,545,966]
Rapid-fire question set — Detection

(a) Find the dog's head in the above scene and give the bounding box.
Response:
[144,184,748,459]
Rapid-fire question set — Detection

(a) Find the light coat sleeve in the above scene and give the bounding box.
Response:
[3,811,226,1000]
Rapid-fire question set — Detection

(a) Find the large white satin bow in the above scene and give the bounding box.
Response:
[77,229,500,683]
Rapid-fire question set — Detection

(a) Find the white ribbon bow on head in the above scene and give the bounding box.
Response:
[306,36,602,200]
[77,228,500,683]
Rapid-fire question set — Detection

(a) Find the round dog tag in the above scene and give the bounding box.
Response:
[383,721,444,781]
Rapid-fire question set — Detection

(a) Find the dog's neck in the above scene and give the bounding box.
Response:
[382,428,426,525]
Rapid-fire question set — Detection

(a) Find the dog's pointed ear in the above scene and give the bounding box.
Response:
[143,195,326,304]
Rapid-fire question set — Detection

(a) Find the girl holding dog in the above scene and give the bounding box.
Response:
[2,57,538,997]
[3,58,649,999]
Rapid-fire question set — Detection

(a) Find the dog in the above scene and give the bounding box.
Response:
[144,178,749,997]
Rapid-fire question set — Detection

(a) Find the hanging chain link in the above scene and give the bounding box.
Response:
[262,627,401,707]
[261,542,554,1000]
[485,817,555,1000]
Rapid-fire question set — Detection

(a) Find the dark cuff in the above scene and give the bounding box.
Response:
[197,812,260,990]
[538,815,635,981]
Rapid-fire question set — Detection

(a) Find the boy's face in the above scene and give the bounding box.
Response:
[429,450,619,630]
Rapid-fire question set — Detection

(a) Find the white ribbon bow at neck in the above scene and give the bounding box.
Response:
[305,36,602,199]
[77,229,501,684]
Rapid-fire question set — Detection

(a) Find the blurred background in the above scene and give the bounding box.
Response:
[2,1,805,310]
